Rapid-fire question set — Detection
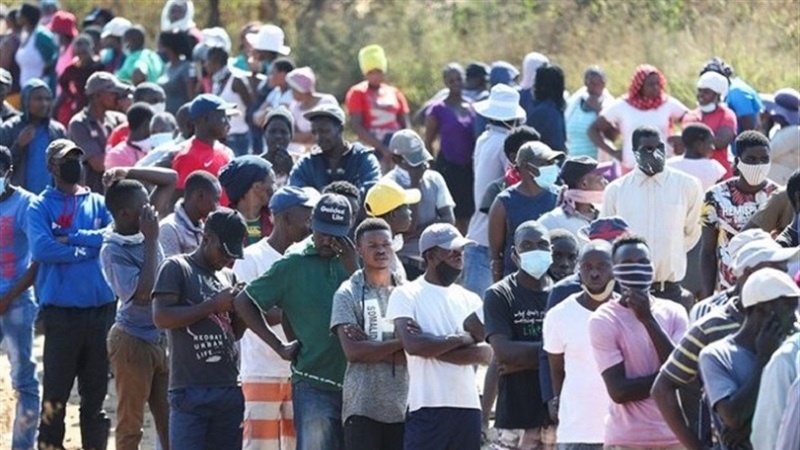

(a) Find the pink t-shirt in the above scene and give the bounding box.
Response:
[105,141,147,169]
[588,298,688,447]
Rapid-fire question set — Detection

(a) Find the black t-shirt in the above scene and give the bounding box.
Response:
[484,273,550,429]
[152,254,239,389]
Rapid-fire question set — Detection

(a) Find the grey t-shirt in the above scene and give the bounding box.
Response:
[101,233,164,343]
[152,254,239,390]
[329,270,408,424]
[159,60,196,115]
[698,336,760,449]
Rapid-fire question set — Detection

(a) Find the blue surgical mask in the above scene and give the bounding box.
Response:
[100,48,114,65]
[534,165,559,189]
[519,249,552,279]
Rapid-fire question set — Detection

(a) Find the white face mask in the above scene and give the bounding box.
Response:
[518,249,552,279]
[737,161,771,186]
[699,102,718,113]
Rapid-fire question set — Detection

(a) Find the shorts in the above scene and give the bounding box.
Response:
[486,426,557,450]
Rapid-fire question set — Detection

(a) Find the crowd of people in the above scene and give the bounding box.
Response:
[0,1,798,450]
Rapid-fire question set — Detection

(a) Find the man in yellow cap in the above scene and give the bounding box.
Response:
[365,177,421,280]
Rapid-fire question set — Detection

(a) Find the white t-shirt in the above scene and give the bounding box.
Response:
[537,207,592,249]
[666,156,726,192]
[542,294,611,444]
[466,125,510,247]
[231,239,291,380]
[386,277,483,412]
[601,97,688,169]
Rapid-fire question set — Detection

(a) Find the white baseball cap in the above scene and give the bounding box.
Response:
[741,267,800,308]
[732,238,799,277]
[101,17,132,38]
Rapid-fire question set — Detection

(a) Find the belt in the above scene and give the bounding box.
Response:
[651,281,679,292]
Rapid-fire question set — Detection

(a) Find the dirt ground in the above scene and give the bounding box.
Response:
[0,335,158,450]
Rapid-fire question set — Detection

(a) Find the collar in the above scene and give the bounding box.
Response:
[188,137,216,153]
[104,230,145,246]
[175,200,203,233]
[351,268,401,290]
[632,167,667,187]
[309,141,354,157]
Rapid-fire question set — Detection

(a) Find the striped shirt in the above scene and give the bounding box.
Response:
[689,288,734,324]
[661,297,744,386]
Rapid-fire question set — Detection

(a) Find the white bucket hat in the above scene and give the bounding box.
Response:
[101,17,132,39]
[246,24,290,55]
[473,84,526,121]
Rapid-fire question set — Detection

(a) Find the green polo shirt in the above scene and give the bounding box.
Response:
[244,236,349,390]
[116,49,164,83]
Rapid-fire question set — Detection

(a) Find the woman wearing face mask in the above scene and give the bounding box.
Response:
[488,141,563,281]
[699,131,779,298]
[681,71,738,179]
[539,156,607,248]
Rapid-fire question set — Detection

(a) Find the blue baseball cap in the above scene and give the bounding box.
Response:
[189,94,240,121]
[269,186,320,214]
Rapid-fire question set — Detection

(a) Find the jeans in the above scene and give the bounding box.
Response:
[169,385,245,450]
[343,415,404,450]
[292,380,343,450]
[404,407,481,450]
[227,132,253,156]
[107,324,169,450]
[38,302,115,450]
[462,244,492,298]
[0,296,39,450]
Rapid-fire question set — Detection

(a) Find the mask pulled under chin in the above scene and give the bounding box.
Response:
[699,102,718,113]
[582,279,615,301]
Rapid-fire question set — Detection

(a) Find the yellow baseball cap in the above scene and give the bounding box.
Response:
[365,179,421,217]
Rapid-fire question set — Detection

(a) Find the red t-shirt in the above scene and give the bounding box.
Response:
[106,124,129,150]
[682,105,738,179]
[345,81,409,140]
[172,137,234,205]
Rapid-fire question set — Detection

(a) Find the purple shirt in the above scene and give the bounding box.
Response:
[426,100,475,166]
[588,298,688,447]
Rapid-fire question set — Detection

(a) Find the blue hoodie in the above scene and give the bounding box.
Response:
[28,185,114,307]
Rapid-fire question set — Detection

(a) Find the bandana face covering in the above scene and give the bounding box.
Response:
[612,262,654,291]
[634,146,666,176]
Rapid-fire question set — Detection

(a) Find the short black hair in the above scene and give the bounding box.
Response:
[271,57,295,74]
[734,130,770,157]
[503,126,540,159]
[133,83,165,102]
[534,64,566,111]
[612,234,649,258]
[207,46,229,64]
[632,125,661,150]
[550,229,578,246]
[105,179,147,216]
[126,102,155,131]
[123,25,146,48]
[0,145,11,170]
[681,123,713,148]
[185,170,220,198]
[19,4,40,26]
[355,218,391,243]
[158,31,194,60]
[323,181,361,205]
[442,62,465,79]
[787,169,800,208]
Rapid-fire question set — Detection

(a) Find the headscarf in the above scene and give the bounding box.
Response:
[624,64,667,111]
[160,0,195,32]
[358,44,387,75]
[520,52,549,90]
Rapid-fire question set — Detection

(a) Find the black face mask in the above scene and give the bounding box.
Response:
[59,159,82,184]
[634,147,666,176]
[435,261,461,286]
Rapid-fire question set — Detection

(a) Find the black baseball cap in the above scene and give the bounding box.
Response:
[204,207,247,259]
[312,193,352,237]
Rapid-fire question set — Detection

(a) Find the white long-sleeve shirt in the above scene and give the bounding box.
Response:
[602,167,703,283]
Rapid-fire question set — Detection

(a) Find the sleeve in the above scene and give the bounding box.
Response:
[357,152,382,195]
[701,188,720,227]
[542,306,565,354]
[712,161,727,181]
[660,323,711,385]
[721,108,738,132]
[68,228,107,248]
[288,156,313,189]
[68,120,102,164]
[396,88,410,115]
[104,146,131,170]
[28,199,99,263]
[243,257,288,312]
[588,313,624,372]
[345,86,367,115]
[750,347,794,450]
[668,304,690,342]
[431,172,455,208]
[158,221,181,258]
[100,245,140,302]
[683,176,704,250]
[668,96,689,119]
[726,88,761,118]
[231,256,259,284]
[151,258,184,297]
[599,99,623,127]
[482,286,514,340]
[698,346,738,408]
[330,282,359,331]
[386,286,414,321]
[479,181,503,214]
[171,152,190,189]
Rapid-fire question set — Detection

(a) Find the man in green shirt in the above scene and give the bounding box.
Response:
[234,192,358,450]
[116,25,164,85]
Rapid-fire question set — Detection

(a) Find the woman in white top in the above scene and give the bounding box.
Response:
[286,66,338,147]
[205,46,253,156]
[15,4,58,90]
[588,65,688,173]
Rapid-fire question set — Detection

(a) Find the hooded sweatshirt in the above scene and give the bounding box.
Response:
[28,185,114,308]
[0,79,66,191]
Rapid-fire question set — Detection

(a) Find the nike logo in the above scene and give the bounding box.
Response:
[203,161,213,168]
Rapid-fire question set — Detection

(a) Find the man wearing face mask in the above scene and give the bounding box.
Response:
[28,139,116,450]
[386,223,492,450]
[488,141,563,281]
[603,125,703,308]
[681,71,738,178]
[543,240,616,450]
[104,102,154,169]
[484,220,557,449]
[588,235,689,450]
[539,156,607,247]
[699,131,779,299]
